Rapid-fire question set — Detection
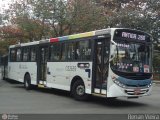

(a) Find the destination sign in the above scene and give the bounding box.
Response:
[114,29,151,42]
[122,32,145,41]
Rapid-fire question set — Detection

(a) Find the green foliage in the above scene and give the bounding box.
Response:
[0,39,17,55]
[0,0,159,56]
[153,52,160,68]
[66,0,105,33]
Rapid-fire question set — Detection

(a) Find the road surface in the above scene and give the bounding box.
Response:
[0,79,160,114]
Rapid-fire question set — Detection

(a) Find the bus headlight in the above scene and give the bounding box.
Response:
[147,82,152,88]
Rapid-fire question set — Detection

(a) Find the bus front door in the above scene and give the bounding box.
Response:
[37,45,48,87]
[93,39,109,95]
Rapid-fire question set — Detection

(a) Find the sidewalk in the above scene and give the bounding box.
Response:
[153,80,160,84]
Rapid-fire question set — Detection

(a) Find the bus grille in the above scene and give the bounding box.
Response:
[126,84,148,87]
[124,89,149,95]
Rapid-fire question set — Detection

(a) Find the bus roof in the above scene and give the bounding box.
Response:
[9,28,151,48]
[10,28,111,48]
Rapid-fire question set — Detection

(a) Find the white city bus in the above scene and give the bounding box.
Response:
[7,28,153,100]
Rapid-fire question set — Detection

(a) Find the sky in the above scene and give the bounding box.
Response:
[0,0,13,14]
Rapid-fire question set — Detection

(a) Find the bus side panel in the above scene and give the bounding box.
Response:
[69,62,92,94]
[21,62,37,85]
[8,62,37,85]
[8,62,20,82]
[46,62,71,90]
[46,62,92,94]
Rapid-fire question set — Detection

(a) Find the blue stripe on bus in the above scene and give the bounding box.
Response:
[58,36,69,41]
[118,77,151,87]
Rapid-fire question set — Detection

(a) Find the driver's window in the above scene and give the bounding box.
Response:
[117,42,130,63]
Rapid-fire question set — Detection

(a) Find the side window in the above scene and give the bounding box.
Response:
[75,42,80,60]
[16,48,21,61]
[10,49,16,62]
[75,40,92,61]
[31,47,36,62]
[60,43,67,61]
[66,42,75,60]
[104,41,110,64]
[50,43,61,61]
[23,47,30,61]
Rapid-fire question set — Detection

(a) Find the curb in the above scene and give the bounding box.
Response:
[153,81,160,84]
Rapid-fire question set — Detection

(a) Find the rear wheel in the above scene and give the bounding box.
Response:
[71,80,89,101]
[24,74,32,90]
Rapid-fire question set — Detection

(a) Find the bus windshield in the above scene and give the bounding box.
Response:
[111,41,151,74]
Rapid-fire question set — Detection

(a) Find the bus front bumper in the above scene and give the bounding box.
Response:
[107,84,152,98]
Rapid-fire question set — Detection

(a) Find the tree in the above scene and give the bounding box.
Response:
[0,0,159,55]
[3,0,51,42]
[0,25,22,39]
[67,0,105,33]
[31,0,69,37]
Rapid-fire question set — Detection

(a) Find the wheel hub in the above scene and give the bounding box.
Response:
[76,85,85,96]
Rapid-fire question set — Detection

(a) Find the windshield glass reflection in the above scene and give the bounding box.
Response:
[111,41,151,73]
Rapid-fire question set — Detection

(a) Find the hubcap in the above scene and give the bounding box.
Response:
[76,85,85,96]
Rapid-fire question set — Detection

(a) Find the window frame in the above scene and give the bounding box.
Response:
[22,46,30,62]
[49,37,94,62]
[10,48,17,62]
[30,45,37,62]
[16,48,22,62]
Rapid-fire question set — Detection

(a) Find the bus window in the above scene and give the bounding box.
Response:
[66,43,75,60]
[22,47,30,61]
[75,42,80,60]
[75,40,92,61]
[31,47,36,61]
[111,42,151,73]
[10,49,16,62]
[16,48,21,62]
[61,43,67,61]
[50,43,61,61]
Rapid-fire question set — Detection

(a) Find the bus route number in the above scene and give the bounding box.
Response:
[65,66,76,71]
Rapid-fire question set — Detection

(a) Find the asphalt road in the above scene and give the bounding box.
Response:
[0,79,160,114]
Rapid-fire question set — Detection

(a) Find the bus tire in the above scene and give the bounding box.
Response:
[71,80,89,101]
[24,74,32,90]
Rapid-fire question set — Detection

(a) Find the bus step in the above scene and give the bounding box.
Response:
[92,93,106,98]
[38,84,45,88]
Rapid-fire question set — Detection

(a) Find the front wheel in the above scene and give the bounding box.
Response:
[24,74,32,90]
[71,80,89,101]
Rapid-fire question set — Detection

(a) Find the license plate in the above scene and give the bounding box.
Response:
[134,89,141,95]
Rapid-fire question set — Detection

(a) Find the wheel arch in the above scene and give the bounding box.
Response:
[70,76,85,91]
[24,72,32,90]
[24,72,30,83]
